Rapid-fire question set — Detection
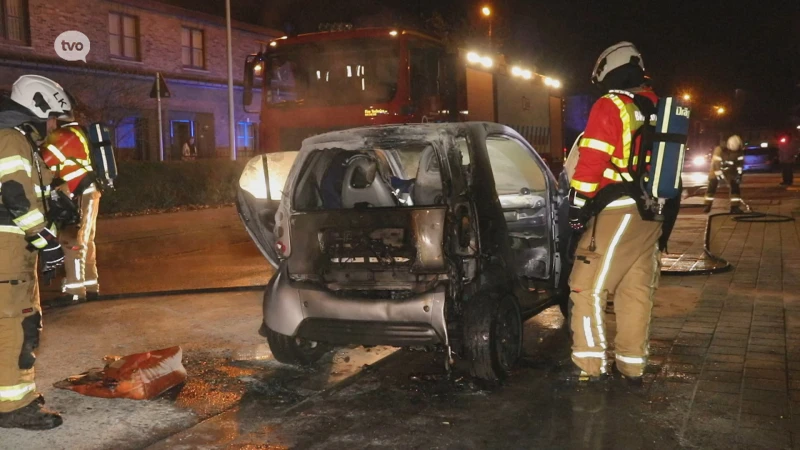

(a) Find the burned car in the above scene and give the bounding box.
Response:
[237,123,571,381]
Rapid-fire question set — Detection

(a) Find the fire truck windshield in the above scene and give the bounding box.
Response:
[267,38,400,107]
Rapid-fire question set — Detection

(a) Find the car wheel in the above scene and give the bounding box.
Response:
[265,327,331,366]
[462,290,522,382]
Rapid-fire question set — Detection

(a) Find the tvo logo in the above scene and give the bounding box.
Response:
[54,31,90,62]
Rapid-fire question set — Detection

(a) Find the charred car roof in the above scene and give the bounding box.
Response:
[298,122,487,152]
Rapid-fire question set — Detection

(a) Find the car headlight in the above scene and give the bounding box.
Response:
[692,156,706,166]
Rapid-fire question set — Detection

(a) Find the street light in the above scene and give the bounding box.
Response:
[481,5,492,45]
[682,93,691,101]
[716,106,726,115]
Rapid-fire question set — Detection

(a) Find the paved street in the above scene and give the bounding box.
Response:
[6,173,800,449]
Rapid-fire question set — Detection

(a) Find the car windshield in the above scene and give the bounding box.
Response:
[292,143,445,210]
[267,38,400,107]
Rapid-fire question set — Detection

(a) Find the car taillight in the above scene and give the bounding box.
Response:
[276,241,286,255]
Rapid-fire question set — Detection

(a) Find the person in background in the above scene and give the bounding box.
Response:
[181,136,197,161]
[41,124,102,306]
[703,135,744,213]
[779,142,797,187]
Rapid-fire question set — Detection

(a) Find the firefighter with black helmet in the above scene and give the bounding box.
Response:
[567,42,663,383]
[703,135,745,213]
[0,75,70,429]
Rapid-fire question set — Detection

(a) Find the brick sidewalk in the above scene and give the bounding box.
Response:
[650,198,800,449]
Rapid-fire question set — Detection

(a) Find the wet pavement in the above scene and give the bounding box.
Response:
[8,173,799,449]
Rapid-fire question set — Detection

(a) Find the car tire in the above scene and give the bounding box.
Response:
[265,328,331,366]
[462,290,522,382]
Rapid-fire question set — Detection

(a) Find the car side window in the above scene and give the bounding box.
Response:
[485,135,546,194]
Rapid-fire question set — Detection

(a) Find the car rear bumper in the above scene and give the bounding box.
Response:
[264,267,448,347]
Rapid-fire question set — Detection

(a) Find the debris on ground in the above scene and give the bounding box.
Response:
[54,346,187,400]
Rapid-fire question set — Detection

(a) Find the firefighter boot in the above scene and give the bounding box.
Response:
[702,204,712,214]
[0,399,63,430]
[51,294,86,307]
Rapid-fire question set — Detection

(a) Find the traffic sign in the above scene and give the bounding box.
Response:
[150,72,171,99]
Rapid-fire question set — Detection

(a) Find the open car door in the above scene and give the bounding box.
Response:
[236,151,299,268]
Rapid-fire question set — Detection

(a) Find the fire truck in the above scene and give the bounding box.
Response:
[242,27,564,169]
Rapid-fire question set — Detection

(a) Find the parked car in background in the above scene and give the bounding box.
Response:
[237,123,572,382]
[743,145,779,172]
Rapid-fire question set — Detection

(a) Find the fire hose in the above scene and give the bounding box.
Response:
[662,196,794,275]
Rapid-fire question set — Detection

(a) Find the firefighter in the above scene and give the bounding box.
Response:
[567,42,663,383]
[0,75,71,429]
[703,135,745,213]
[41,124,102,305]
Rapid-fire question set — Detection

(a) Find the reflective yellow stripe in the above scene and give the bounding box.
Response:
[63,167,88,181]
[46,144,68,164]
[580,138,615,154]
[570,179,599,193]
[34,184,51,196]
[29,235,47,249]
[0,225,24,235]
[583,316,595,348]
[616,354,645,364]
[610,156,626,168]
[651,97,673,197]
[13,209,45,231]
[606,94,632,166]
[591,213,631,351]
[605,197,637,208]
[0,156,32,178]
[603,169,634,182]
[573,351,606,358]
[0,382,36,402]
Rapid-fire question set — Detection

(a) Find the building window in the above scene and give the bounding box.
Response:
[0,0,29,44]
[237,122,257,153]
[181,27,204,68]
[109,13,139,60]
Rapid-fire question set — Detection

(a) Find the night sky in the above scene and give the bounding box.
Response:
[168,0,799,126]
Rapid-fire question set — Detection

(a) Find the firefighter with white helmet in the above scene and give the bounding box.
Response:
[41,124,102,306]
[703,135,745,213]
[0,75,70,429]
[566,42,663,384]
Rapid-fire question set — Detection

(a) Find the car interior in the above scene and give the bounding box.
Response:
[292,145,445,210]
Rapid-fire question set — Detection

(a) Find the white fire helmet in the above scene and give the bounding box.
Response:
[10,75,73,120]
[591,41,645,84]
[726,135,743,151]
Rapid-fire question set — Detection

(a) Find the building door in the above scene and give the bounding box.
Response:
[195,113,215,158]
[170,120,193,160]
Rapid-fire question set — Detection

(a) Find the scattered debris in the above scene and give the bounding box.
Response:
[54,346,187,400]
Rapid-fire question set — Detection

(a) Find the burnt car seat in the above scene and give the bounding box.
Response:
[412,146,443,205]
[341,156,396,208]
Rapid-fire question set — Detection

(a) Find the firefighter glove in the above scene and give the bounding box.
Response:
[26,227,65,271]
[568,205,588,232]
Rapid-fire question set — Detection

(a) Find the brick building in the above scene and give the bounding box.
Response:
[0,0,279,160]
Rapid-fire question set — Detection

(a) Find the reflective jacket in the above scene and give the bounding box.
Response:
[0,127,51,241]
[709,145,743,178]
[570,88,658,207]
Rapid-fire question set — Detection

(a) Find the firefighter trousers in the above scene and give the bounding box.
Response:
[569,205,662,378]
[0,233,42,412]
[704,177,741,208]
[61,188,101,298]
